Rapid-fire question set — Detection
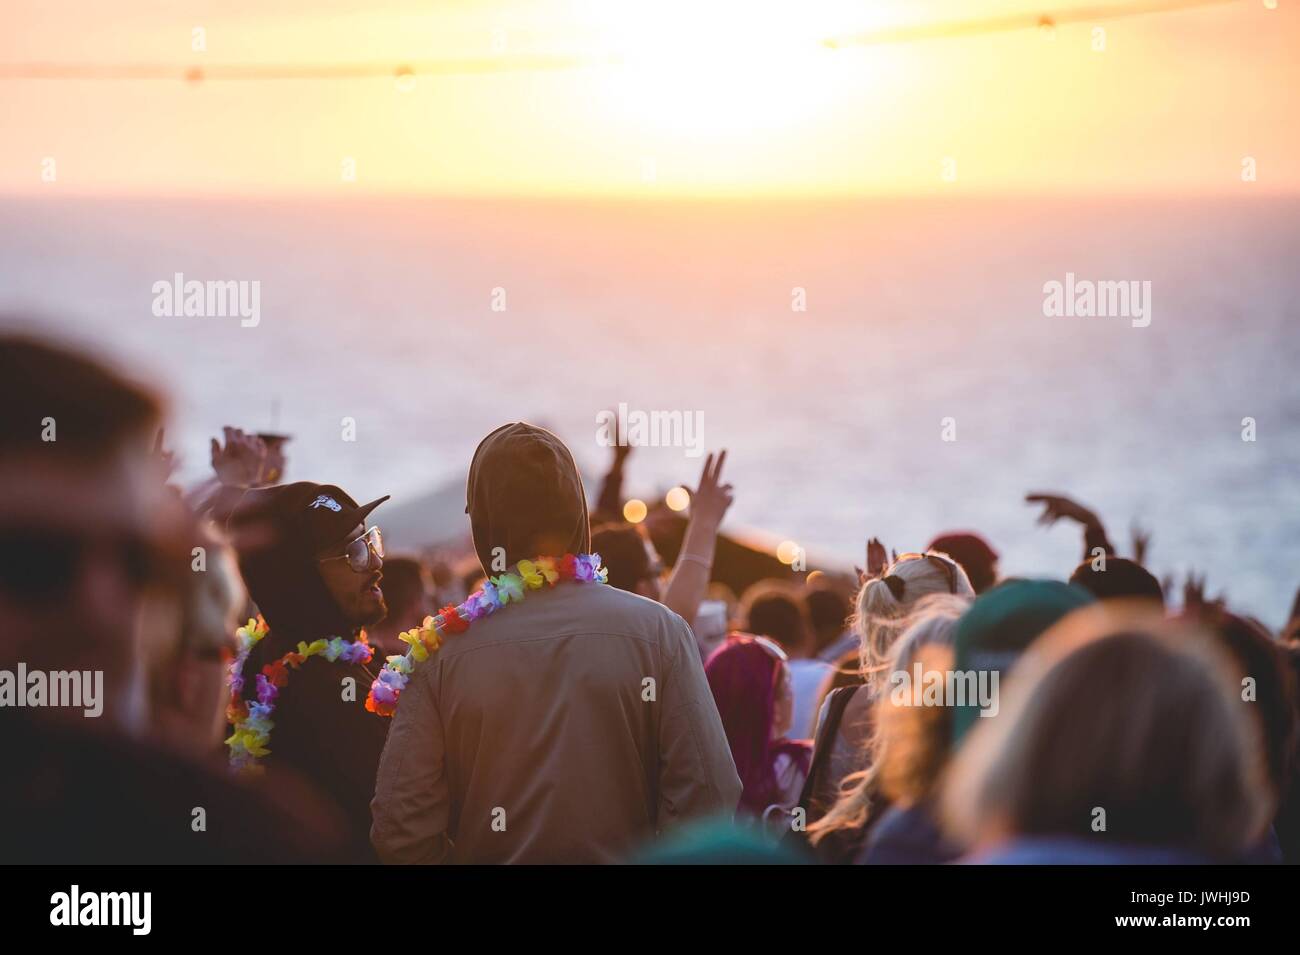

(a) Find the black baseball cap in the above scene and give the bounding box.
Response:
[228,481,389,556]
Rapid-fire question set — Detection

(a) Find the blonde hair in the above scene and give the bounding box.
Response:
[941,604,1274,859]
[854,552,974,680]
[808,595,969,846]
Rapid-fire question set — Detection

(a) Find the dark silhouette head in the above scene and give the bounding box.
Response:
[370,556,430,639]
[591,522,662,599]
[737,579,812,658]
[928,531,999,594]
[1196,609,1299,800]
[1069,556,1164,606]
[804,580,850,655]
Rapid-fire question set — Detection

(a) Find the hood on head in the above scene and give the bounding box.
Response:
[466,422,590,573]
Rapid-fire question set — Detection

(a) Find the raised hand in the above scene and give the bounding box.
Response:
[868,537,888,577]
[153,428,178,481]
[660,450,733,625]
[1130,520,1151,566]
[689,450,734,531]
[601,408,632,465]
[210,426,267,488]
[1025,492,1101,529]
[855,537,889,583]
[1183,571,1226,612]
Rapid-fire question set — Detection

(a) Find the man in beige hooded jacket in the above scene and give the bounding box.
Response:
[371,423,740,863]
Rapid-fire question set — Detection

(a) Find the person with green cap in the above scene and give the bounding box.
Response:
[950,578,1096,743]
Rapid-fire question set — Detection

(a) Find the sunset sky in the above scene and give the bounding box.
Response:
[1,0,1297,197]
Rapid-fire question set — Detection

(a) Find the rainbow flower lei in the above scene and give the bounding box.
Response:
[365,553,607,717]
[225,615,375,772]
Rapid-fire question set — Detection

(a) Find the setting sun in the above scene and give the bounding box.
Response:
[581,1,872,140]
[2,0,1295,196]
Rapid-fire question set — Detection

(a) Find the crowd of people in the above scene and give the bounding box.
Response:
[3,329,1298,865]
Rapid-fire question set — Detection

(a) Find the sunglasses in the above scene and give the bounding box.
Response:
[894,552,959,593]
[0,527,173,606]
[319,526,383,574]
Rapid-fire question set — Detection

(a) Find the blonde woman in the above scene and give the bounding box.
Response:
[800,552,974,851]
[803,594,968,862]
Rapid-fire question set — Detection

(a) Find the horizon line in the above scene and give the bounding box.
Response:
[3,186,1296,204]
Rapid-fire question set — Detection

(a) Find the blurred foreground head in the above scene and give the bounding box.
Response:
[943,604,1274,861]
[1194,608,1299,805]
[0,332,179,729]
[149,520,245,751]
[466,422,589,571]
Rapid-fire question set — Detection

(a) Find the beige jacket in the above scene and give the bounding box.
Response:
[370,582,741,863]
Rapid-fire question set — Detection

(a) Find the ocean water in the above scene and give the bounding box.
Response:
[2,194,1297,625]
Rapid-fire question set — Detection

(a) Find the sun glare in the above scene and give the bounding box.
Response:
[583,1,880,140]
